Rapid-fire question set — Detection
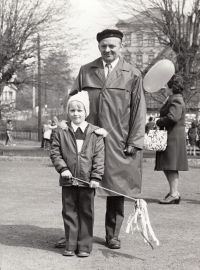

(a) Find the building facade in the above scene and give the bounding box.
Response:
[116,12,176,112]
[0,85,16,108]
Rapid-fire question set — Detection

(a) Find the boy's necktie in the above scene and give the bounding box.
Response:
[105,63,112,79]
[74,127,85,140]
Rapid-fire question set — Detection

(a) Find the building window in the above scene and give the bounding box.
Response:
[148,54,154,64]
[124,53,131,63]
[9,91,13,100]
[136,54,143,68]
[148,34,155,46]
[137,34,143,46]
[5,91,8,101]
[124,33,131,46]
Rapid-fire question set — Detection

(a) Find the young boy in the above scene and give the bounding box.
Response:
[50,91,105,257]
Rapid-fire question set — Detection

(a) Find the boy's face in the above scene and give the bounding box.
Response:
[68,101,86,126]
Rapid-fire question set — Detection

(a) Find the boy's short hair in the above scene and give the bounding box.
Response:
[68,101,85,111]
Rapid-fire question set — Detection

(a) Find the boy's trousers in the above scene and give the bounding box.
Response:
[62,186,95,252]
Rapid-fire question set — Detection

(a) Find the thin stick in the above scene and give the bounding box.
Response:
[72,177,136,202]
[140,231,154,250]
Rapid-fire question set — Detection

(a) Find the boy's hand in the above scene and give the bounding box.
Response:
[89,180,99,188]
[61,170,72,179]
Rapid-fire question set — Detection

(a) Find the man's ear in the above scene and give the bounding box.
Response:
[120,42,124,51]
[98,43,100,51]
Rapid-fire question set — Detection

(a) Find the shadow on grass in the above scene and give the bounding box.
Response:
[184,199,200,205]
[125,198,159,204]
[0,225,65,254]
[129,197,200,205]
[93,237,144,261]
[99,248,144,260]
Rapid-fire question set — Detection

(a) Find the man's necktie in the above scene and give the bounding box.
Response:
[105,63,112,79]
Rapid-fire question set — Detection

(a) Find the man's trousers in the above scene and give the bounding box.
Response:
[105,196,125,239]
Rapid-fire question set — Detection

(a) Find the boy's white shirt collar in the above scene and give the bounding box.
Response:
[102,57,119,69]
[71,121,88,133]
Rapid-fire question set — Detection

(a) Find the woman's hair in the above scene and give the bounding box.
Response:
[149,117,153,121]
[191,120,198,128]
[167,75,184,94]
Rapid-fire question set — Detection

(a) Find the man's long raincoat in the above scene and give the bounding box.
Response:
[70,57,146,197]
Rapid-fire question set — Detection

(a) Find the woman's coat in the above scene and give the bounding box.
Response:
[155,94,188,171]
[70,57,146,197]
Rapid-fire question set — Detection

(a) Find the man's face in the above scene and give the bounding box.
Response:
[98,37,122,64]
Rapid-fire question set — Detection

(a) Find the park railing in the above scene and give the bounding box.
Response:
[0,130,38,141]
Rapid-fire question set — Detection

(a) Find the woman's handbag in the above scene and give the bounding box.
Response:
[144,129,167,151]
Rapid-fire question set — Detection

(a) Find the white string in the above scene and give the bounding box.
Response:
[80,109,131,154]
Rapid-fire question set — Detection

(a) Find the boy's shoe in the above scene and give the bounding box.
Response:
[63,250,75,256]
[77,251,90,257]
[54,236,66,248]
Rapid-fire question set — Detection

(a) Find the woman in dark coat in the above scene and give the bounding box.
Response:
[155,75,188,204]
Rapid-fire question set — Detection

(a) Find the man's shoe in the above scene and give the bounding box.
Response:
[63,250,75,256]
[54,236,66,248]
[77,251,90,257]
[106,237,121,249]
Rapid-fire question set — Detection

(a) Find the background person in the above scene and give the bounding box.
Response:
[43,120,57,150]
[145,116,155,134]
[64,28,146,249]
[4,119,15,146]
[50,91,105,257]
[50,120,57,145]
[155,75,188,204]
[188,120,198,156]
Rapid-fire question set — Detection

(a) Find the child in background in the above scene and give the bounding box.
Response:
[4,119,15,146]
[43,120,57,150]
[50,91,106,258]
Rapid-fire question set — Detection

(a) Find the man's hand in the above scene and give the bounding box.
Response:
[61,170,72,179]
[89,180,100,188]
[124,146,139,156]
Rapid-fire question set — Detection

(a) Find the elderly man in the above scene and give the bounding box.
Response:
[55,29,146,250]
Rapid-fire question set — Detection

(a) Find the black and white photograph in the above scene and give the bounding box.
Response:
[0,0,200,269]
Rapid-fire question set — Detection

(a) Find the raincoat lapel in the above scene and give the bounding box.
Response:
[93,58,105,83]
[105,58,130,86]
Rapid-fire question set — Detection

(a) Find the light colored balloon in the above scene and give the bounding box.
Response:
[143,59,175,93]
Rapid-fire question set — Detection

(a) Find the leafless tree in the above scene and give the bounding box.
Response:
[0,0,71,94]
